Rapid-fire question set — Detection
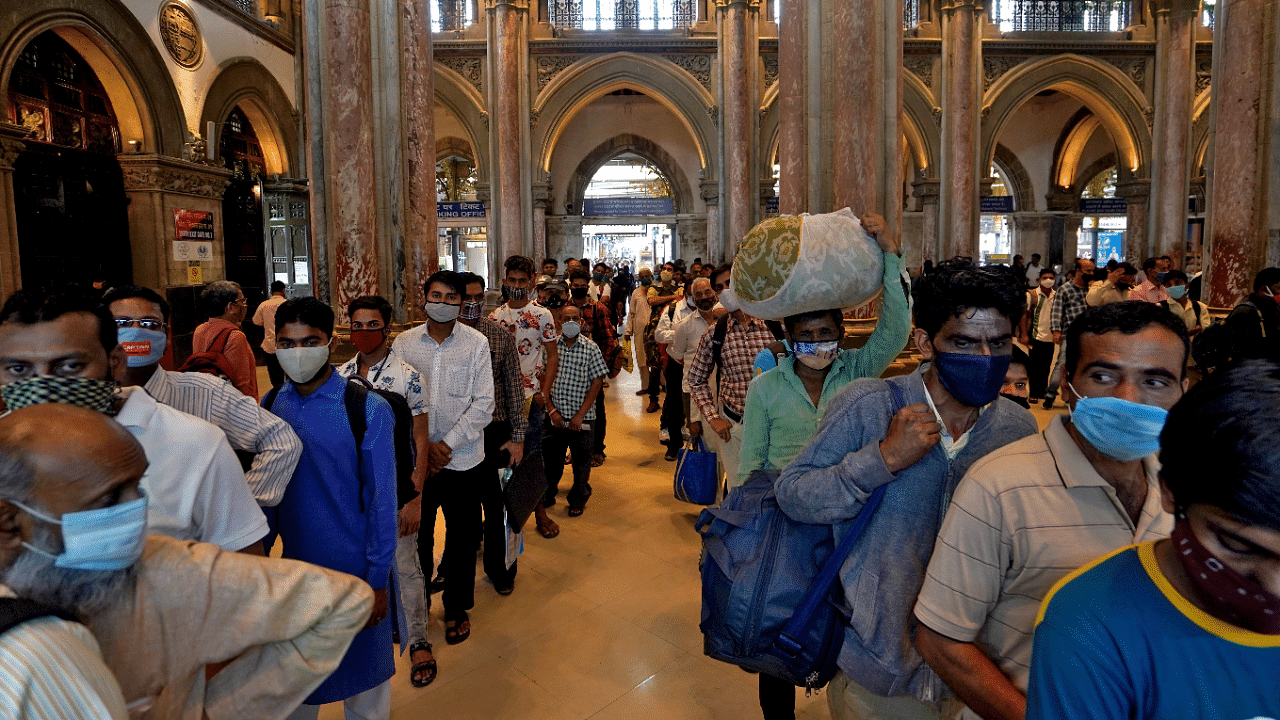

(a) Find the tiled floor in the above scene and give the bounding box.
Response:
[290,366,1068,720]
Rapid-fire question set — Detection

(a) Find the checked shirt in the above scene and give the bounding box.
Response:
[550,336,608,421]
[686,315,776,421]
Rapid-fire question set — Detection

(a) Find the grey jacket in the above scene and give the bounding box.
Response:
[775,368,1037,701]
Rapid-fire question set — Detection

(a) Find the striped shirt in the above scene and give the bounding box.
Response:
[469,317,529,443]
[914,414,1172,695]
[0,586,128,720]
[144,368,302,507]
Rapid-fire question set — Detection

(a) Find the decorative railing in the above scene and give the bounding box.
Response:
[904,0,920,29]
[549,0,696,30]
[433,0,473,32]
[987,0,1131,32]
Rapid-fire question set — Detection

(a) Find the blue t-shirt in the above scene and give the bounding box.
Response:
[1027,542,1280,720]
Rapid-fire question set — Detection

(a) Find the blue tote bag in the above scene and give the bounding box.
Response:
[674,437,718,505]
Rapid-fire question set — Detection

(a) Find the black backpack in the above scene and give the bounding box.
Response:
[0,598,76,635]
[264,374,418,510]
[1192,302,1263,374]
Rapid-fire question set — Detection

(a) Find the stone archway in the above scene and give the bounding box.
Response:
[993,144,1035,212]
[201,59,298,176]
[434,65,491,183]
[903,72,941,177]
[565,133,693,215]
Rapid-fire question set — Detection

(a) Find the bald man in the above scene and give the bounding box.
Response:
[0,404,373,720]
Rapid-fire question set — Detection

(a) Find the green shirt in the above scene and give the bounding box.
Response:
[737,253,910,485]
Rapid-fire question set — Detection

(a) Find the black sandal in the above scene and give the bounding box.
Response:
[409,640,436,687]
[445,612,471,645]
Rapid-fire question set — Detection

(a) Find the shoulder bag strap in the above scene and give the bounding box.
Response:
[343,379,371,512]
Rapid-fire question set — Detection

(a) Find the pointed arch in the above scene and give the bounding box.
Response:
[201,58,297,175]
[1191,89,1211,176]
[565,133,693,215]
[903,72,940,176]
[981,54,1152,181]
[434,64,490,182]
[759,83,780,181]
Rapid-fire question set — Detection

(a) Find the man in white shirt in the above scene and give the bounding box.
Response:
[104,285,302,507]
[252,281,289,388]
[1020,269,1057,401]
[625,267,657,403]
[0,286,268,553]
[657,278,717,460]
[1023,254,1043,289]
[588,262,614,304]
[393,271,494,645]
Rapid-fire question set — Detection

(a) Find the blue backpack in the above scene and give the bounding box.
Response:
[696,384,902,691]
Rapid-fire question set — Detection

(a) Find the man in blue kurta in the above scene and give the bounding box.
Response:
[264,297,398,720]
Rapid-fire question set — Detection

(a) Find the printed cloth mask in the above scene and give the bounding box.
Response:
[1067,382,1169,462]
[932,351,1011,408]
[425,301,460,323]
[117,327,167,368]
[593,273,608,284]
[717,286,742,314]
[503,284,528,301]
[570,287,589,300]
[1040,278,1055,289]
[460,300,484,322]
[640,276,653,286]
[1166,284,1188,300]
[561,320,581,339]
[695,296,717,312]
[1000,392,1031,409]
[1,375,119,414]
[1263,287,1280,305]
[1171,519,1280,634]
[660,271,674,283]
[276,345,331,384]
[350,328,387,355]
[10,493,148,571]
[793,340,840,370]
[544,294,566,310]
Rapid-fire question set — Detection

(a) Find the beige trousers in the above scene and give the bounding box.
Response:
[827,673,964,720]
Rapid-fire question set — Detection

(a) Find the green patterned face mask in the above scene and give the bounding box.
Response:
[1,375,120,414]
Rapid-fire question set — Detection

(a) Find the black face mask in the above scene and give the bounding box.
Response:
[1000,392,1031,409]
[544,294,566,309]
[640,276,652,286]
[570,287,589,300]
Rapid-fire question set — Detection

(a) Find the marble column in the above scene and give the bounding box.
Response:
[776,0,806,214]
[401,0,437,317]
[1147,0,1198,264]
[937,0,982,259]
[832,0,903,240]
[532,176,552,262]
[911,177,941,270]
[701,178,722,263]
[1117,179,1150,262]
[0,124,28,299]
[488,0,531,265]
[1204,0,1280,307]
[716,0,759,258]
[323,0,380,312]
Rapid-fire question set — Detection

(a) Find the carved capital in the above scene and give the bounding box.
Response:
[911,177,941,201]
[1114,178,1151,201]
[474,182,492,205]
[117,154,233,199]
[700,179,720,203]
[532,181,553,207]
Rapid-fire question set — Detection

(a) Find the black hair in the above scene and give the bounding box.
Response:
[1009,345,1030,369]
[909,258,1025,338]
[1159,255,1172,262]
[1030,253,1041,260]
[1254,267,1280,292]
[593,262,609,273]
[270,280,287,293]
[1160,359,1280,530]
[275,297,334,337]
[199,281,242,319]
[712,263,734,284]
[1117,262,1138,276]
[1039,268,1057,279]
[542,258,558,268]
[783,308,844,335]
[563,256,577,264]
[1142,257,1158,272]
[424,270,467,299]
[1064,301,1190,379]
[458,272,485,292]
[504,255,535,278]
[0,286,118,354]
[1164,269,1189,285]
[567,267,590,283]
[102,285,171,323]
[347,295,392,325]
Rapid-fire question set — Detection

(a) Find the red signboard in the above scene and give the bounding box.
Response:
[174,209,214,241]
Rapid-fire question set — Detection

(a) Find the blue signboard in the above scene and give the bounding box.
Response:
[437,201,486,219]
[765,196,779,215]
[582,197,675,217]
[1096,230,1123,263]
[980,196,1015,213]
[1079,197,1128,214]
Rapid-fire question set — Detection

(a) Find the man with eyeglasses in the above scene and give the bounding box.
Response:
[104,285,301,507]
[192,281,258,398]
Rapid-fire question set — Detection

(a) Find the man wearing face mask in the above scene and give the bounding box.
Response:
[1022,269,1057,401]
[774,260,1037,720]
[0,287,269,554]
[393,272,494,646]
[567,268,620,467]
[1161,270,1208,338]
[625,267,656,400]
[191,281,258,398]
[0,403,375,720]
[1027,358,1280,720]
[588,262,613,304]
[541,304,608,518]
[104,285,302,507]
[914,301,1187,720]
[1043,257,1095,409]
[336,295,435,687]
[661,278,720,461]
[1225,266,1280,364]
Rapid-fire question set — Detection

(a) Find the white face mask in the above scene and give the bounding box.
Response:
[717,286,741,313]
[425,301,461,323]
[276,345,331,384]
[1040,278,1055,289]
[561,320,581,339]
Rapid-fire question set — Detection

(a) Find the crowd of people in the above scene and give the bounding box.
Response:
[0,228,1276,720]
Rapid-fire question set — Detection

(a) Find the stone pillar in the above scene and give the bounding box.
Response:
[701,178,722,263]
[487,0,531,264]
[1204,0,1280,307]
[777,0,806,214]
[717,0,759,258]
[1147,0,1198,264]
[832,0,903,240]
[676,217,709,262]
[1117,178,1150,261]
[532,176,552,262]
[117,154,232,290]
[545,215,583,261]
[401,0,437,319]
[911,177,941,270]
[323,0,380,312]
[0,124,28,299]
[937,0,982,259]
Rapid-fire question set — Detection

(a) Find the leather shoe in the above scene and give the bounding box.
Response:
[1041,397,1055,410]
[664,449,678,461]
[646,401,660,413]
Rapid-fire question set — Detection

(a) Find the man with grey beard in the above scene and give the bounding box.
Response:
[0,404,374,720]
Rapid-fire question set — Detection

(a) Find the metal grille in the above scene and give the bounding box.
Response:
[988,0,1131,32]
[552,0,694,30]
[904,0,920,29]
[231,0,255,14]
[433,0,472,32]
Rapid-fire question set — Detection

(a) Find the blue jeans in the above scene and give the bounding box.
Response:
[542,424,595,508]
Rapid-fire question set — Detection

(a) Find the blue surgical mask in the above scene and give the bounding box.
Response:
[1166,284,1187,300]
[1067,383,1169,461]
[9,493,148,571]
[932,351,1012,408]
[116,326,167,367]
[593,273,607,284]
